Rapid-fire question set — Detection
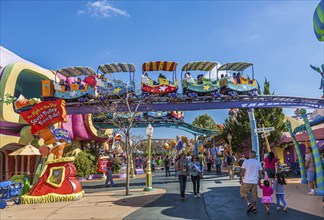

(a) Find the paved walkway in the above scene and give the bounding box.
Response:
[0,170,323,220]
[0,188,165,220]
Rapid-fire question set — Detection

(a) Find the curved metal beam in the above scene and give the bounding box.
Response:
[94,120,218,136]
[66,95,324,115]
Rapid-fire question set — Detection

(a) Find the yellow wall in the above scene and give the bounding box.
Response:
[275,147,284,164]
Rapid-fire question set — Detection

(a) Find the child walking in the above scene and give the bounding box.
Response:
[273,173,288,212]
[258,180,274,214]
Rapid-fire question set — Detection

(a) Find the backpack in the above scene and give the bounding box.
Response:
[238,158,245,167]
[227,155,235,165]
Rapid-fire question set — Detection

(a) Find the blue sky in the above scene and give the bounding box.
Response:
[1,1,323,139]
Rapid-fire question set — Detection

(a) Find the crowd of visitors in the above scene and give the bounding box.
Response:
[102,146,323,212]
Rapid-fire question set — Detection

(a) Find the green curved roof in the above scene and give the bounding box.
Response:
[98,63,136,74]
[218,62,252,71]
[57,66,96,77]
[181,61,217,71]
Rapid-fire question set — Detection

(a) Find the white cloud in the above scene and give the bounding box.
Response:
[78,0,130,19]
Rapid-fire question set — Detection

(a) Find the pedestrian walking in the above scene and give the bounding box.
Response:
[305,147,317,195]
[175,153,189,200]
[258,180,274,214]
[264,152,278,186]
[190,155,201,198]
[273,173,288,212]
[240,151,263,214]
[198,152,205,176]
[174,155,180,178]
[105,158,115,187]
[206,155,213,175]
[215,154,222,175]
[225,152,235,180]
[164,155,171,176]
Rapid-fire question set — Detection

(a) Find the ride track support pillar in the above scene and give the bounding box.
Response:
[194,134,198,156]
[300,111,324,196]
[248,108,260,161]
[285,121,308,184]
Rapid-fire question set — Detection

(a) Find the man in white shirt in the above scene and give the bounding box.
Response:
[239,151,263,214]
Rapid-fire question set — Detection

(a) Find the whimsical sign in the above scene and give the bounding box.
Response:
[20,99,66,134]
[255,127,274,133]
[53,128,71,144]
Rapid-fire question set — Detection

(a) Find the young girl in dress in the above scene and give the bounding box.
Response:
[258,180,274,214]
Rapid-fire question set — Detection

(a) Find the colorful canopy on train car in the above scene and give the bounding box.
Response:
[181,61,217,71]
[57,67,96,77]
[313,0,324,42]
[142,61,178,72]
[98,63,136,74]
[218,62,252,71]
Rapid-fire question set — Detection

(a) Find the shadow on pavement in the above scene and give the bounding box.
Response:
[120,192,209,220]
[204,185,323,220]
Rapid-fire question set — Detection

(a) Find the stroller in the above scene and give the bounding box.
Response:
[0,180,22,209]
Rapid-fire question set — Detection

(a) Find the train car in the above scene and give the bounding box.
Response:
[141,61,178,97]
[181,61,220,97]
[41,67,96,101]
[97,63,136,98]
[218,62,257,96]
[144,111,184,122]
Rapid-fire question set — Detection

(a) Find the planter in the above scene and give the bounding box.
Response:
[77,177,87,182]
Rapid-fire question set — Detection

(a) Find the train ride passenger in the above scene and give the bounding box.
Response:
[141,72,151,85]
[75,78,85,90]
[184,72,195,84]
[197,74,203,84]
[64,80,70,91]
[236,72,241,84]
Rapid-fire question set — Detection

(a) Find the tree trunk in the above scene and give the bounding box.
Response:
[125,131,130,196]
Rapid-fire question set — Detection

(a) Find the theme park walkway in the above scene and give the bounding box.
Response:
[0,170,323,220]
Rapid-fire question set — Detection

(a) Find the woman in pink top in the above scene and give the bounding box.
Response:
[264,152,277,186]
[258,180,274,214]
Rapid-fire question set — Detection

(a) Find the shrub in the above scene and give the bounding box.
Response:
[73,151,93,177]
[110,157,123,174]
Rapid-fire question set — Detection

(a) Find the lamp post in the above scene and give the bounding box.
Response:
[129,139,135,178]
[144,124,154,191]
[227,133,232,154]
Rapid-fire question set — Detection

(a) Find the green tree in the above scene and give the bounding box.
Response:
[192,113,217,129]
[223,79,285,153]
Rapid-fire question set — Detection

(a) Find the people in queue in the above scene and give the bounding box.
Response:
[240,150,263,214]
[190,155,201,198]
[305,147,317,195]
[175,153,190,200]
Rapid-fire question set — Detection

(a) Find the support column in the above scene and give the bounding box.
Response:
[300,110,324,196]
[194,134,198,156]
[285,121,308,184]
[248,108,260,161]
